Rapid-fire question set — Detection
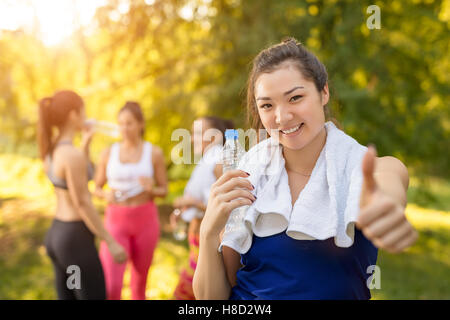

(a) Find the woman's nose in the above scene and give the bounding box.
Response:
[275,105,293,126]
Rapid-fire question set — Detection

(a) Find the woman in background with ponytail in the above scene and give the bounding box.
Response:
[38,90,127,300]
[171,116,234,300]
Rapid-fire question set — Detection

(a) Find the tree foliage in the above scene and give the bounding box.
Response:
[0,0,448,177]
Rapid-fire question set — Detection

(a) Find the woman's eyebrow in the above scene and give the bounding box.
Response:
[256,86,305,101]
[283,86,304,96]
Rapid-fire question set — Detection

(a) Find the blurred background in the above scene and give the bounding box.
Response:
[0,0,449,299]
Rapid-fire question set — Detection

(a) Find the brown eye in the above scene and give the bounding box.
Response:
[259,104,272,109]
[290,95,303,102]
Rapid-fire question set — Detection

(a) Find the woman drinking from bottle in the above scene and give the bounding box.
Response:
[38,90,127,300]
[94,101,168,300]
[171,116,234,300]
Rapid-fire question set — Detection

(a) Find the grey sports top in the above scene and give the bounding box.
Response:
[46,141,94,190]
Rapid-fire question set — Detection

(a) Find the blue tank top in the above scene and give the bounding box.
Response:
[229,228,378,300]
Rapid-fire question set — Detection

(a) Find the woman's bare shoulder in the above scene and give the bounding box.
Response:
[56,146,85,167]
[151,144,165,162]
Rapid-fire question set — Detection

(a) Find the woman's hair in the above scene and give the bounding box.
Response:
[246,37,334,130]
[119,101,145,137]
[37,90,84,159]
[201,116,235,143]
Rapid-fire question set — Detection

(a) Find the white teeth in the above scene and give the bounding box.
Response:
[281,124,302,134]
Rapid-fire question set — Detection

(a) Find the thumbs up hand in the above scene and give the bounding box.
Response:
[356,145,418,253]
[359,145,378,208]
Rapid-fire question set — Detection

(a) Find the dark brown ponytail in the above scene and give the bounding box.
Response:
[38,97,53,160]
[37,90,84,159]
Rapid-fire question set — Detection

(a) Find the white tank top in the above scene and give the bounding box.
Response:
[181,144,222,222]
[106,142,154,199]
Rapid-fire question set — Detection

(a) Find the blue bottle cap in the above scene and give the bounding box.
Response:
[225,129,238,140]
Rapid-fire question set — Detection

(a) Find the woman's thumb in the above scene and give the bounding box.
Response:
[362,144,378,195]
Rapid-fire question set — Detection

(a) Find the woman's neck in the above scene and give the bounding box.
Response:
[122,137,142,149]
[57,125,76,144]
[282,126,327,176]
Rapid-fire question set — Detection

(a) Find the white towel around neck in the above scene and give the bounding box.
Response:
[219,121,368,254]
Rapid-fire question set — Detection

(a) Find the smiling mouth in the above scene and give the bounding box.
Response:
[280,123,304,135]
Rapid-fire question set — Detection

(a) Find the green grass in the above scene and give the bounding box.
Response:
[0,198,56,299]
[407,176,450,212]
[371,205,450,299]
[0,197,190,300]
[0,153,449,300]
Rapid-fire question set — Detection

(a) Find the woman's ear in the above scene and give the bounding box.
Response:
[321,82,329,106]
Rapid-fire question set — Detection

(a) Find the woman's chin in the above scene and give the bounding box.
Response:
[282,126,326,151]
[281,140,308,151]
[279,133,309,150]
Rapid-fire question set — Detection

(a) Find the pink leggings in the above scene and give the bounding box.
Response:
[99,201,160,300]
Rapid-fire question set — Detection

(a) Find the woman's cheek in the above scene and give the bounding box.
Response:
[259,112,274,131]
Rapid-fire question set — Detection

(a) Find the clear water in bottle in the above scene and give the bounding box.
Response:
[84,119,120,138]
[222,129,248,235]
[172,209,188,241]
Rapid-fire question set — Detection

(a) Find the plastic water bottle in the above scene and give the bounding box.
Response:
[172,208,188,241]
[222,129,245,172]
[84,119,120,138]
[222,129,248,235]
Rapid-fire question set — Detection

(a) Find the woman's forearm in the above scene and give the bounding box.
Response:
[193,231,231,300]
[374,172,407,208]
[83,147,90,159]
[76,196,114,244]
[146,186,167,198]
[93,187,107,200]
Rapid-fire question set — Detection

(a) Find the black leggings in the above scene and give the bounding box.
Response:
[44,219,106,300]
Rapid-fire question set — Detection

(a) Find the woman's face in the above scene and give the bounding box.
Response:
[71,104,85,131]
[254,61,329,150]
[118,110,143,141]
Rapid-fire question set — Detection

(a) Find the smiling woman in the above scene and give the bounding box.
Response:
[0,0,106,46]
[193,37,418,301]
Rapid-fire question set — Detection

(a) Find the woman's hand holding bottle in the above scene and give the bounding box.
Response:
[200,169,255,239]
[139,177,155,195]
[81,121,95,149]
